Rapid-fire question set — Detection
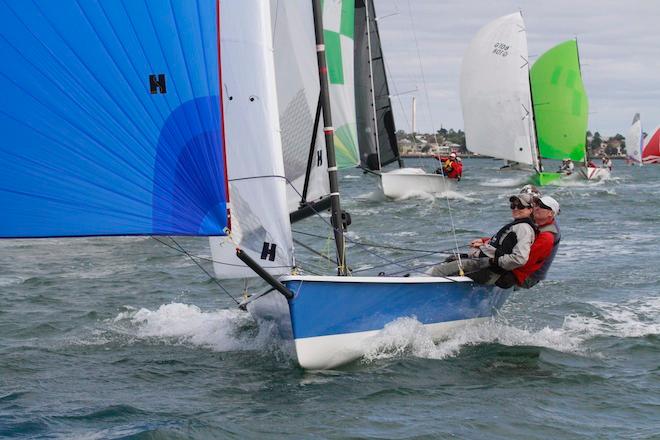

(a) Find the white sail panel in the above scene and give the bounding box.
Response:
[271,0,330,213]
[627,113,643,165]
[210,0,294,279]
[460,12,537,166]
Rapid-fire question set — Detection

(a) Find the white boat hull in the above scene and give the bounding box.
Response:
[561,166,610,181]
[380,168,457,198]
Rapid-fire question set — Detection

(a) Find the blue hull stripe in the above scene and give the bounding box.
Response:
[284,280,509,339]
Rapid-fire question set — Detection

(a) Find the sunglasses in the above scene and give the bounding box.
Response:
[535,201,552,211]
[510,202,530,210]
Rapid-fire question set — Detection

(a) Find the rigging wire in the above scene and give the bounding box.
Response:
[403,0,465,272]
[150,236,240,304]
[292,229,467,255]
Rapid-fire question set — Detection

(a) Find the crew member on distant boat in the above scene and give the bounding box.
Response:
[559,158,574,175]
[602,156,613,171]
[431,193,536,288]
[434,152,463,180]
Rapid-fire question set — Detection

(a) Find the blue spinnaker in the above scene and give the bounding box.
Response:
[0,0,228,238]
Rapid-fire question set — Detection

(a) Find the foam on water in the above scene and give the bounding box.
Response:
[0,275,27,286]
[387,189,477,202]
[359,295,660,364]
[360,317,584,364]
[355,189,385,201]
[564,296,660,339]
[554,178,607,188]
[479,175,530,188]
[108,303,291,355]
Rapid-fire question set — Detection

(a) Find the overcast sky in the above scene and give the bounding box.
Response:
[374,0,660,137]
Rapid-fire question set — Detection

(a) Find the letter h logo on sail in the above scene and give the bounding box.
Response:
[149,74,167,94]
[261,242,277,261]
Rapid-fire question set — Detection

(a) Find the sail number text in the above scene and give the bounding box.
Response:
[492,42,509,57]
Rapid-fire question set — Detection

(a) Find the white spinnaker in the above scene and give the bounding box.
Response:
[210,0,294,279]
[627,113,643,165]
[460,12,538,167]
[271,0,330,212]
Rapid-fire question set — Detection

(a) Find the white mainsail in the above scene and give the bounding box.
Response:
[627,113,643,165]
[460,12,538,167]
[210,0,294,279]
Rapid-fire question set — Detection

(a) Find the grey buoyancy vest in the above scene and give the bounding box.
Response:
[489,217,538,261]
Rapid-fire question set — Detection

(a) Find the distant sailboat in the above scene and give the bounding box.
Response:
[461,16,609,186]
[627,113,643,166]
[530,39,610,183]
[354,0,457,198]
[642,126,660,164]
[460,12,543,178]
[0,0,510,371]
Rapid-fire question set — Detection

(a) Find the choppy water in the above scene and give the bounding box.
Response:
[1,158,658,439]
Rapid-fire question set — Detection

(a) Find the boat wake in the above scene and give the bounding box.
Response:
[360,296,660,364]
[105,303,293,356]
[554,178,607,188]
[359,317,582,363]
[387,189,476,202]
[479,176,529,188]
[564,296,660,339]
[95,296,659,367]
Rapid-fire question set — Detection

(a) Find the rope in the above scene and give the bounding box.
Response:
[292,229,467,255]
[404,0,464,275]
[150,236,241,305]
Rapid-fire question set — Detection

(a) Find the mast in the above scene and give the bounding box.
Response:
[364,0,382,171]
[312,0,347,275]
[527,68,544,173]
[521,11,543,174]
[411,96,417,152]
[574,37,589,168]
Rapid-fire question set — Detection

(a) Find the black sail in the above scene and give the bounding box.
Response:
[354,0,400,170]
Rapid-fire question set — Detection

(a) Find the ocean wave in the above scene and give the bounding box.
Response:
[564,296,660,339]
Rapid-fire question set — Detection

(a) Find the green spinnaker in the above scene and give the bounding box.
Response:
[530,40,588,162]
[323,0,359,168]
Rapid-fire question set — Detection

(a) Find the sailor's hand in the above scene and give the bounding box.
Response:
[469,239,484,247]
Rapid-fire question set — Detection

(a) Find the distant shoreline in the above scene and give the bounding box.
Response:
[400,154,628,160]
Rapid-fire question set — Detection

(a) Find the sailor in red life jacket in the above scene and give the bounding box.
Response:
[512,195,561,288]
[430,193,536,287]
[434,152,462,180]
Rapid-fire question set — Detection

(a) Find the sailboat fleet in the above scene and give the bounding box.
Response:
[460,12,611,186]
[0,1,639,370]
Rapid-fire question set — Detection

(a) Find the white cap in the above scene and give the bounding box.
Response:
[538,196,560,215]
[449,152,457,158]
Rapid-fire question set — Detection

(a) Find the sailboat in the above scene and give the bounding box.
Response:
[354,0,456,199]
[0,0,510,371]
[627,113,643,166]
[530,39,610,183]
[460,12,545,180]
[460,15,607,186]
[642,126,660,164]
